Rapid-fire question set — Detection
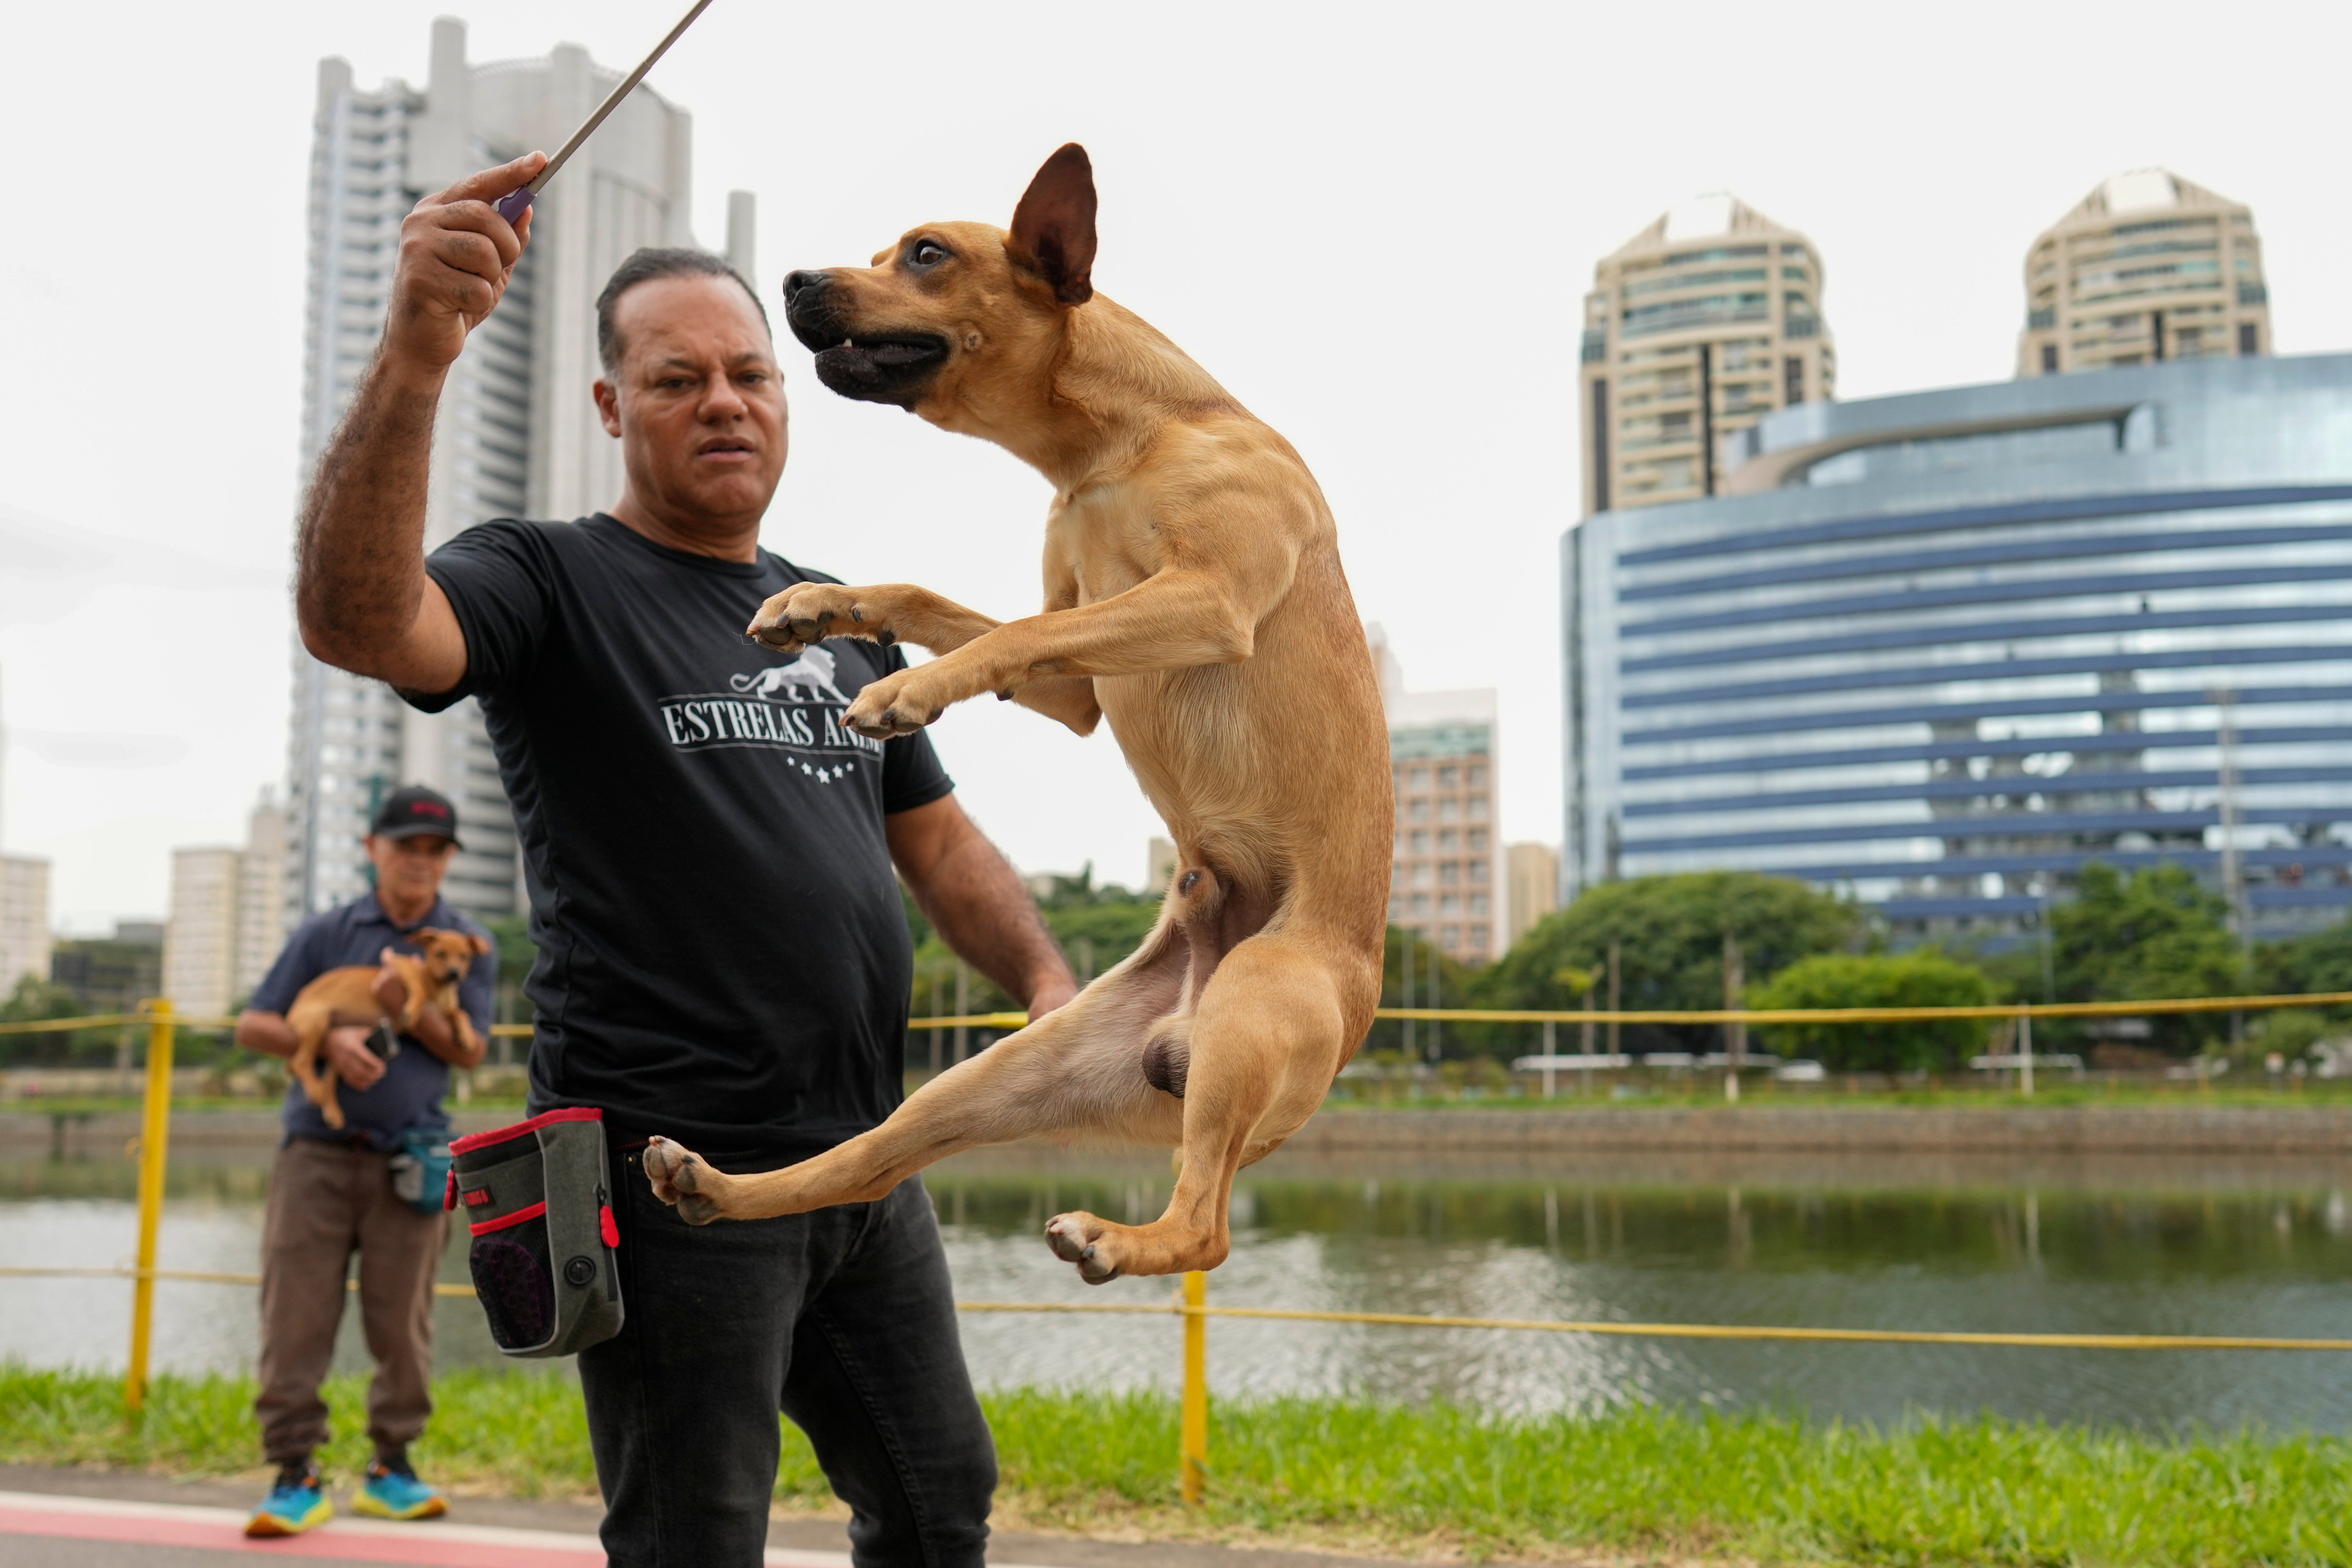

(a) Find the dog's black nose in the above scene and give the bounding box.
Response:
[783,270,829,304]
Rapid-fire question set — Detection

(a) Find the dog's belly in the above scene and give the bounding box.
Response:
[1091,595,1390,930]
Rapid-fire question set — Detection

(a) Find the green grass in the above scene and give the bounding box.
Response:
[8,1363,2352,1564]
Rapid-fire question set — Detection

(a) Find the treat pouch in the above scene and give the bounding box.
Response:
[447,1108,623,1357]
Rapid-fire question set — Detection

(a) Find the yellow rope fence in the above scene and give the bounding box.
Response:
[12,989,2352,1040]
[7,1264,2352,1353]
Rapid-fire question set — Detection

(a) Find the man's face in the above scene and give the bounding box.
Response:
[595,275,788,525]
[366,834,455,905]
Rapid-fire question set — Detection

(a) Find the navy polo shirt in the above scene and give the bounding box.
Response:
[249,891,497,1151]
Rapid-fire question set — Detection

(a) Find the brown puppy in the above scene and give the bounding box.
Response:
[641,145,1391,1282]
[285,928,489,1129]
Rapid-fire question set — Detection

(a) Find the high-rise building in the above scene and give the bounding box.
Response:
[285,17,755,925]
[235,799,288,998]
[1504,842,1559,948]
[163,797,288,1017]
[1565,352,2352,938]
[1369,626,1504,963]
[2018,170,2269,379]
[164,849,242,1019]
[0,856,51,993]
[1579,194,1835,517]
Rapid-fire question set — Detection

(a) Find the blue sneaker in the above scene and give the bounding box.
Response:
[246,1460,332,1537]
[353,1454,447,1521]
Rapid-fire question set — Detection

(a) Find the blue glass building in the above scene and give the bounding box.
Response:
[1564,354,2352,937]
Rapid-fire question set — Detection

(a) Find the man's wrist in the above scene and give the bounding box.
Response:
[368,330,457,396]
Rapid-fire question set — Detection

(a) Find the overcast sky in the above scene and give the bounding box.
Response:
[3,0,2348,932]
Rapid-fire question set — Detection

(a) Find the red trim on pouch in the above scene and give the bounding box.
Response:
[464,1187,493,1207]
[449,1106,603,1156]
[468,1200,547,1236]
[599,1204,619,1249]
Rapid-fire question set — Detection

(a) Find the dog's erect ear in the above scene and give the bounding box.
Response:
[1009,143,1098,306]
[467,933,491,956]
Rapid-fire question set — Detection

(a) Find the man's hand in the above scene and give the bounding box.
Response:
[323,1026,386,1092]
[372,950,411,1018]
[384,153,545,378]
[888,795,1078,1020]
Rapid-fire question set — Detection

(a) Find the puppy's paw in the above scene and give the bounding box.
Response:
[1045,1211,1124,1284]
[642,1136,727,1226]
[747,584,895,651]
[843,669,944,739]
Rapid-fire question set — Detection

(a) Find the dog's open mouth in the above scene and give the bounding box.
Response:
[810,335,950,406]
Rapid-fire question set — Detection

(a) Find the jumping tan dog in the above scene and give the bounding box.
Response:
[285,928,490,1129]
[641,145,1391,1282]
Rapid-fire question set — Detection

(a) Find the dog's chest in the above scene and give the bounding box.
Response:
[1049,488,1156,607]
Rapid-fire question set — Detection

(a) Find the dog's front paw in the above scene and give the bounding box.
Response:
[747,584,898,652]
[843,669,944,739]
[1045,1211,1124,1284]
[642,1136,728,1226]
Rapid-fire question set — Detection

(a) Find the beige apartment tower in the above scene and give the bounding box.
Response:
[1504,842,1559,948]
[1367,627,1504,964]
[1579,194,1835,515]
[2018,170,2269,378]
[163,796,288,1018]
[0,856,51,993]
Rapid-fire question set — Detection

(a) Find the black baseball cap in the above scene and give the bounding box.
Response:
[370,785,464,848]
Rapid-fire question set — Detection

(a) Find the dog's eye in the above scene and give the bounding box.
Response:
[911,241,949,267]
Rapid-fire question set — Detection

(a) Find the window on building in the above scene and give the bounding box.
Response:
[1468,860,1489,883]
[1411,862,1432,886]
[1409,830,1428,852]
[2240,322,2259,355]
[1466,764,1488,786]
[1590,378,1611,512]
[1469,924,1490,950]
[1466,828,1488,852]
[1468,893,1490,915]
[1411,893,1430,915]
[1437,765,1458,787]
[1437,829,1458,851]
[1408,799,1430,821]
[1437,798,1460,820]
[1439,861,1460,885]
[1783,356,1803,406]
[1439,926,1461,950]
[1407,767,1427,788]
[1440,893,1460,914]
[2041,343,2058,373]
[1467,795,1489,820]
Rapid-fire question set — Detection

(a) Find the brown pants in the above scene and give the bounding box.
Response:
[255,1138,448,1465]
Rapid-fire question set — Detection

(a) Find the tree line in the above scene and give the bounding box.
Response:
[10,861,2344,1076]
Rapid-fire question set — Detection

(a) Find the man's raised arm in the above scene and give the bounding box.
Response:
[295,153,546,692]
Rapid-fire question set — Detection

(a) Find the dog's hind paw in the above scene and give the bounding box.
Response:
[1045,1212,1123,1284]
[642,1136,725,1226]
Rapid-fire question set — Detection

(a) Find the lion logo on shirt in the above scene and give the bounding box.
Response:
[729,646,848,705]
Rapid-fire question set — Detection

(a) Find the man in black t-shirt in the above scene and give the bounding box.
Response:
[292,152,1077,1568]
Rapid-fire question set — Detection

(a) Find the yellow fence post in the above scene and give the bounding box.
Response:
[1180,1270,1209,1503]
[125,998,174,1418]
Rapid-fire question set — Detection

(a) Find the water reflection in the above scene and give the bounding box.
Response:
[7,1144,2352,1430]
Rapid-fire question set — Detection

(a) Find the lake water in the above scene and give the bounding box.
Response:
[8,1140,2352,1432]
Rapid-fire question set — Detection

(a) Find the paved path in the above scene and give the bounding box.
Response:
[0,1467,1404,1568]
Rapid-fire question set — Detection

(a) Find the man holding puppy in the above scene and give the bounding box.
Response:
[295,151,1075,1567]
[234,785,494,1535]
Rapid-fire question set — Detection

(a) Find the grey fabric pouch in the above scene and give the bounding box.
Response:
[447,1108,623,1357]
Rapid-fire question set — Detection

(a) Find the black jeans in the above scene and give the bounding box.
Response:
[582,1144,995,1568]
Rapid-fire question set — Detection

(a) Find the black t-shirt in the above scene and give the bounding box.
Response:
[409,515,954,1157]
